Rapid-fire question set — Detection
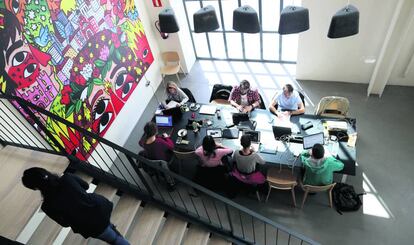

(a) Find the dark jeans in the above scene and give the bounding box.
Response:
[96,224,130,245]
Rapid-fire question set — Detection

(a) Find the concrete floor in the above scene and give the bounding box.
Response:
[125,61,414,245]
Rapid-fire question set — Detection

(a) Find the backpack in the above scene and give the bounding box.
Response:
[332,183,365,215]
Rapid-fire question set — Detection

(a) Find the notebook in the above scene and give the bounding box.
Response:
[199,105,217,115]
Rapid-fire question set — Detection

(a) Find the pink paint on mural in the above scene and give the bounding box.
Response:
[0,0,154,160]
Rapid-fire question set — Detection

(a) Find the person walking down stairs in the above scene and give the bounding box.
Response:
[22,167,130,245]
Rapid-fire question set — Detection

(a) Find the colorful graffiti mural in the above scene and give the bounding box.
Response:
[0,0,154,160]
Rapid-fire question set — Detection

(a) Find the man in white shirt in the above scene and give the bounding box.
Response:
[269,84,305,115]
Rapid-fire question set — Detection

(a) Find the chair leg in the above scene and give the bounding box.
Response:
[265,183,272,202]
[328,189,333,208]
[301,190,309,209]
[161,74,166,87]
[291,188,297,207]
[175,73,181,86]
[256,191,261,202]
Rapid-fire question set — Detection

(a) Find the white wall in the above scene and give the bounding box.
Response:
[297,0,396,84]
[389,16,414,86]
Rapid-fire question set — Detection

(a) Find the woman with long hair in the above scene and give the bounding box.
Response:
[194,136,233,191]
[163,81,189,108]
[21,167,129,245]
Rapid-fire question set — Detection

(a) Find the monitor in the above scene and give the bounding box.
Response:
[155,115,173,127]
[243,130,261,143]
[303,132,324,149]
[272,126,292,139]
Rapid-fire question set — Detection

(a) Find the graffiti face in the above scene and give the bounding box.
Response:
[5,0,26,24]
[3,30,58,109]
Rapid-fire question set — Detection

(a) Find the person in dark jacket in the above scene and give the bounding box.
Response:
[21,167,129,245]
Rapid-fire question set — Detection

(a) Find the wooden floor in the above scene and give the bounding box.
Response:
[0,145,232,245]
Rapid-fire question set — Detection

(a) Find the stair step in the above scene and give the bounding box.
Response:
[0,146,69,240]
[208,235,232,245]
[155,216,187,245]
[27,216,61,245]
[62,182,118,244]
[110,194,141,235]
[128,205,165,245]
[93,182,118,200]
[182,225,210,245]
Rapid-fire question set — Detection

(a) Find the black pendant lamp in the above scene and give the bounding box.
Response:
[194,5,219,33]
[278,6,309,35]
[158,8,179,33]
[328,5,359,38]
[233,5,260,33]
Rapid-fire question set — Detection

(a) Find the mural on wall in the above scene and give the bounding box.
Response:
[0,0,154,160]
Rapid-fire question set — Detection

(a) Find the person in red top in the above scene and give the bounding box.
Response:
[139,121,176,189]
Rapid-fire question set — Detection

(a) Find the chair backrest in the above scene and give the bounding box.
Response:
[298,91,305,106]
[303,182,336,192]
[180,87,196,103]
[315,96,349,118]
[162,51,180,63]
[258,93,266,110]
[209,84,233,102]
[173,150,197,160]
[138,150,168,175]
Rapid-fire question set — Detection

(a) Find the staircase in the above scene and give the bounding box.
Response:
[0,145,230,245]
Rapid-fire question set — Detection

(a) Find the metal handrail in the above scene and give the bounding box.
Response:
[0,93,319,245]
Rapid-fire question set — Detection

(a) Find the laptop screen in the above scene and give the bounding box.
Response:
[232,113,249,125]
[155,115,173,127]
[272,126,292,139]
[243,130,261,143]
[303,132,324,149]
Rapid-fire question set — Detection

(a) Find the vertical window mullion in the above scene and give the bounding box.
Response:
[259,0,263,60]
[183,0,198,58]
[279,0,283,62]
[218,0,229,59]
[199,0,213,58]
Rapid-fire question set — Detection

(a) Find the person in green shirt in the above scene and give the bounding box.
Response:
[300,143,344,186]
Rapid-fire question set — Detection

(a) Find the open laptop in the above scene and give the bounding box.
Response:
[155,115,174,135]
[162,106,183,123]
[303,132,324,149]
[232,113,249,126]
[272,126,292,139]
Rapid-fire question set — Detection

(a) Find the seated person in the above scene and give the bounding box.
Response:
[139,121,175,189]
[194,136,233,190]
[229,80,261,113]
[195,136,233,168]
[163,81,189,108]
[231,134,266,185]
[300,143,344,186]
[269,84,305,115]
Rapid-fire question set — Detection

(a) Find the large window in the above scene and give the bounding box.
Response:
[183,0,300,63]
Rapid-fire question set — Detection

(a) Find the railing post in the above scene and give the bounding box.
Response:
[225,204,234,235]
[126,155,154,197]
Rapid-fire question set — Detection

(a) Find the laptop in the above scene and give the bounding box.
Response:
[162,106,183,122]
[206,128,222,138]
[232,113,249,125]
[155,115,174,135]
[303,132,324,149]
[272,126,292,139]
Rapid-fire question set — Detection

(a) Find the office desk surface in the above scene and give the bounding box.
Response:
[166,104,356,176]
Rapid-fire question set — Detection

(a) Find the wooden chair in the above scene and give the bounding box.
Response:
[160,51,185,87]
[300,182,336,209]
[315,96,349,118]
[265,167,298,207]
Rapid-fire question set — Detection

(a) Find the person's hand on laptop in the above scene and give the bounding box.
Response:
[162,133,169,138]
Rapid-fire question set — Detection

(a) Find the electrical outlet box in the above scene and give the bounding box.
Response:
[145,81,151,87]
